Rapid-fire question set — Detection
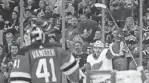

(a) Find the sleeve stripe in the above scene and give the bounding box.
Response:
[10,81,30,83]
[10,77,31,83]
[63,60,77,72]
[10,72,31,78]
[60,55,75,70]
[63,61,79,76]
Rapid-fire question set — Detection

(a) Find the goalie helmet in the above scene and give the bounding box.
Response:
[24,26,45,46]
[93,40,104,48]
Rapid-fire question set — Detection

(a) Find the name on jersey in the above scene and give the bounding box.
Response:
[32,49,55,59]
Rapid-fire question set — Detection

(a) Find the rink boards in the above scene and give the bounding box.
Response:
[86,70,142,83]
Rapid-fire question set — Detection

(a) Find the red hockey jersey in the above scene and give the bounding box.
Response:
[10,43,79,83]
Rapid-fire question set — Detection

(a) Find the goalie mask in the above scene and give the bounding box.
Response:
[93,41,104,55]
[24,26,45,46]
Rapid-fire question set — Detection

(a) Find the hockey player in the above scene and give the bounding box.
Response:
[9,26,79,83]
[86,41,113,71]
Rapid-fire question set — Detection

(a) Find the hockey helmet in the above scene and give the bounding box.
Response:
[24,26,45,46]
[93,40,104,48]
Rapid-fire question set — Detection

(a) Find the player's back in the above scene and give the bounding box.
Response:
[29,46,62,83]
[10,43,75,83]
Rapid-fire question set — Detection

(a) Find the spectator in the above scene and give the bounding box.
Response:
[0,44,8,83]
[34,0,47,21]
[78,14,99,44]
[4,11,20,36]
[4,42,19,73]
[0,0,12,21]
[105,20,116,32]
[86,43,93,55]
[65,2,75,15]
[123,17,136,31]
[65,40,73,52]
[66,16,79,41]
[10,42,19,59]
[25,0,34,11]
[4,32,14,53]
[92,30,102,43]
[43,6,53,20]
[53,0,62,16]
[65,12,73,25]
[48,34,56,43]
[110,0,124,11]
[0,42,19,83]
[0,44,8,73]
[124,0,138,9]
[123,17,138,45]
[23,9,34,30]
[109,29,127,70]
[105,20,116,44]
[72,39,88,83]
[72,40,88,70]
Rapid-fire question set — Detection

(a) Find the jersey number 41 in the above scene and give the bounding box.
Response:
[36,58,57,82]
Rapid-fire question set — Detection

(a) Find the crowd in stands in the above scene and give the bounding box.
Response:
[0,0,149,82]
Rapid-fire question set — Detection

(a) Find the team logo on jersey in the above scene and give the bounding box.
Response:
[92,61,103,70]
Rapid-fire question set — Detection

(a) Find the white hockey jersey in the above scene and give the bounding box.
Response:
[87,49,113,71]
